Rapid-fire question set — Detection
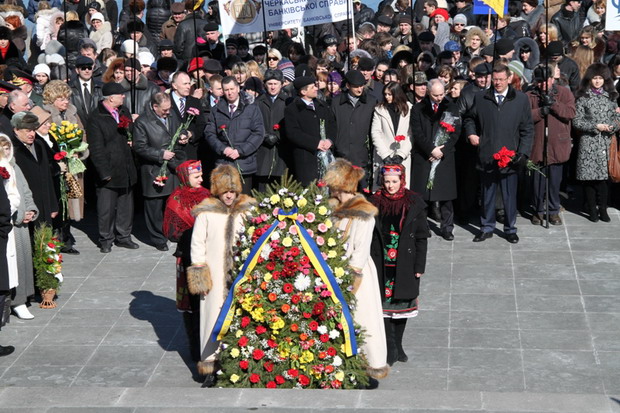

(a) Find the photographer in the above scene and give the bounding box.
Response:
[526,64,576,226]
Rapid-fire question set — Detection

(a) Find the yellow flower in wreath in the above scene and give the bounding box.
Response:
[230,374,240,383]
[283,197,294,208]
[334,370,345,381]
[318,206,328,215]
[230,347,240,358]
[251,307,265,322]
[270,194,281,204]
[300,350,314,363]
[297,197,307,208]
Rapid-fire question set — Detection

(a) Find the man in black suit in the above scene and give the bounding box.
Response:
[69,55,103,125]
[168,71,204,160]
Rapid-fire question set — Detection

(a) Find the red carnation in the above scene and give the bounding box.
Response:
[263,361,274,372]
[282,283,294,294]
[289,247,300,257]
[249,373,261,383]
[440,121,455,133]
[327,347,337,356]
[219,124,227,130]
[118,116,131,128]
[395,135,405,142]
[238,336,249,347]
[252,348,265,360]
[241,316,250,328]
[239,360,249,369]
[298,374,310,386]
[267,339,278,348]
[0,167,8,180]
[266,381,277,388]
[275,375,285,385]
[266,261,276,271]
[53,151,67,161]
[319,334,329,343]
[47,242,56,249]
[256,325,267,335]
[288,368,299,377]
[317,180,326,187]
[273,124,280,131]
[303,312,312,319]
[309,321,319,331]
[291,295,301,304]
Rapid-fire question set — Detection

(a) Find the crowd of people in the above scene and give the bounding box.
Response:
[0,0,618,385]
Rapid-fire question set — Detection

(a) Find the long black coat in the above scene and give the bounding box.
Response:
[411,98,461,201]
[133,105,186,198]
[168,94,205,161]
[69,77,104,126]
[370,192,430,301]
[255,92,288,177]
[121,76,160,116]
[331,91,377,170]
[283,97,336,186]
[10,136,58,225]
[0,182,11,291]
[204,98,265,175]
[173,13,207,64]
[86,102,138,188]
[463,86,534,172]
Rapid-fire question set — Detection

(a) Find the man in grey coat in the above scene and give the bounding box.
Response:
[464,64,534,244]
[133,92,187,251]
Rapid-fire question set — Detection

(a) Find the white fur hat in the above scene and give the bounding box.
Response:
[33,63,51,77]
[91,12,105,22]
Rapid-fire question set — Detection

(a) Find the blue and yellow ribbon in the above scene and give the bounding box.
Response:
[211,208,358,357]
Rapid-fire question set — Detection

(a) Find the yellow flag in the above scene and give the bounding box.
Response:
[193,0,204,11]
[481,0,505,17]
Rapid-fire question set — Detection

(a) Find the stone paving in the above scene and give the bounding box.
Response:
[0,202,620,412]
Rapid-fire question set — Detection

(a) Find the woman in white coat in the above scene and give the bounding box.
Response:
[325,159,388,388]
[188,164,255,387]
[371,81,413,191]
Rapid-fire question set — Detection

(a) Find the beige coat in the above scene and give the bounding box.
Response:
[371,103,413,191]
[333,195,388,379]
[188,194,255,374]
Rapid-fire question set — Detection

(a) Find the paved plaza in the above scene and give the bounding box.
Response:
[1,200,620,412]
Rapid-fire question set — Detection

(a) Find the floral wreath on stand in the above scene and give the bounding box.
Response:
[213,173,369,389]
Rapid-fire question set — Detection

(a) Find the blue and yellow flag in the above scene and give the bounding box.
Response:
[480,0,506,17]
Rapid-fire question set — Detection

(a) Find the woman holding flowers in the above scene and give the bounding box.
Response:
[188,164,256,387]
[371,81,413,192]
[370,164,430,366]
[163,160,210,362]
[41,82,89,253]
[324,159,389,385]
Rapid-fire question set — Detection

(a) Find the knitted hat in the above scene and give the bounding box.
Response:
[33,63,51,77]
[444,40,461,52]
[495,38,514,55]
[210,164,242,196]
[453,13,467,25]
[507,60,525,79]
[121,39,138,54]
[324,158,364,193]
[90,12,104,22]
[430,8,449,21]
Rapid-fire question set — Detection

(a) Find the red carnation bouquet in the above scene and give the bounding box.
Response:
[0,166,10,180]
[118,115,133,142]
[493,146,545,176]
[427,112,459,189]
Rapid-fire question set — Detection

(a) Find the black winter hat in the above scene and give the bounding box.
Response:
[102,82,127,96]
[344,70,366,86]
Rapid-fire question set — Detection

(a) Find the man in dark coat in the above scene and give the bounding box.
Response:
[86,82,139,253]
[10,112,58,226]
[134,92,187,251]
[358,57,384,104]
[463,64,534,243]
[168,71,205,160]
[526,65,576,226]
[69,55,104,125]
[121,58,160,117]
[255,69,288,191]
[546,41,581,93]
[173,6,207,65]
[411,79,461,241]
[0,182,13,357]
[204,76,264,193]
[0,90,31,136]
[332,70,377,189]
[284,76,336,186]
[550,0,585,47]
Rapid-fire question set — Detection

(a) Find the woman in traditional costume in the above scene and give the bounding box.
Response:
[324,159,389,385]
[163,160,210,362]
[188,164,255,387]
[369,164,430,365]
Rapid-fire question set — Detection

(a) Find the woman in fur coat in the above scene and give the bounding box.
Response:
[88,12,113,53]
[324,158,389,386]
[188,164,256,387]
[370,164,430,366]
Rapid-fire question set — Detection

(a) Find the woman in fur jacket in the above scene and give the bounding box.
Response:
[188,164,256,387]
[324,158,389,388]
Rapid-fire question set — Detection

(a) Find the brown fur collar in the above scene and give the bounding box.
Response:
[331,194,378,221]
[191,194,255,216]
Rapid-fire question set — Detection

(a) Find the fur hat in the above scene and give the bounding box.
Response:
[11,112,40,130]
[324,158,364,193]
[210,164,242,196]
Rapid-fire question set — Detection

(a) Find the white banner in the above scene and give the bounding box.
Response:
[605,0,620,30]
[219,0,352,35]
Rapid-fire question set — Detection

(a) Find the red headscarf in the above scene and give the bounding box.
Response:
[370,163,416,218]
[163,160,211,240]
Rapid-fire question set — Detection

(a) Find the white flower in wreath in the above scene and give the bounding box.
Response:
[270,231,280,241]
[294,274,311,291]
[317,325,328,334]
[54,272,63,283]
[333,355,343,367]
[278,187,288,196]
[329,329,340,339]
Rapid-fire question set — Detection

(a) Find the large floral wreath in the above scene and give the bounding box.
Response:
[214,175,369,389]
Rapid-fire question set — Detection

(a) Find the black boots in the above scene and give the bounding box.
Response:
[183,312,201,362]
[385,319,408,365]
[584,184,599,222]
[584,181,611,223]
